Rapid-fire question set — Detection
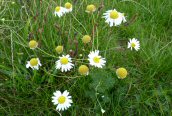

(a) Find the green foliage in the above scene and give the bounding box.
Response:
[0,0,172,115]
[85,69,115,103]
[90,69,115,93]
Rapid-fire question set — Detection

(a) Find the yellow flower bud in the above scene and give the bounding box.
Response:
[116,68,128,79]
[29,40,38,49]
[82,35,91,44]
[86,4,96,13]
[78,65,89,75]
[55,46,63,54]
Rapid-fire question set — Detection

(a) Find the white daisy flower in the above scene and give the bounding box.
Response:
[54,6,66,17]
[26,58,42,70]
[52,90,73,111]
[88,50,106,68]
[64,2,72,13]
[128,38,140,51]
[103,9,126,27]
[55,54,74,72]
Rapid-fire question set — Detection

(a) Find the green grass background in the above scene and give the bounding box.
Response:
[0,0,172,115]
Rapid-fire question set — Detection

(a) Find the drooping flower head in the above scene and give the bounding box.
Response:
[88,50,106,68]
[54,6,66,17]
[128,38,140,51]
[55,54,74,72]
[103,9,126,27]
[86,4,96,13]
[26,58,42,70]
[116,67,128,79]
[52,90,73,111]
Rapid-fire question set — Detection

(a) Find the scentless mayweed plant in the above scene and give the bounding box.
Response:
[1,0,172,115]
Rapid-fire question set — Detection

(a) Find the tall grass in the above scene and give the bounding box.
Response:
[0,0,172,115]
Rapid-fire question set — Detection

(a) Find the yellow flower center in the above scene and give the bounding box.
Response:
[82,35,91,43]
[60,57,68,65]
[30,58,38,66]
[116,68,128,79]
[55,6,60,12]
[86,4,96,12]
[55,46,63,54]
[58,96,66,104]
[93,57,100,63]
[78,65,89,75]
[65,2,72,9]
[110,11,119,19]
[29,40,38,49]
[131,43,136,48]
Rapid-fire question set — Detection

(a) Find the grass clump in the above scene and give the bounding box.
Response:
[0,0,172,115]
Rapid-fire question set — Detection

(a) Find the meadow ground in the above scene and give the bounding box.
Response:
[0,0,172,115]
